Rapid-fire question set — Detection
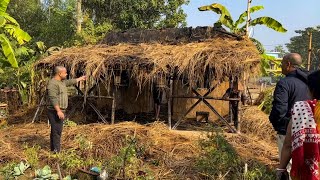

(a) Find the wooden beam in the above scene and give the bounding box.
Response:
[72,95,113,99]
[87,101,108,123]
[32,95,45,123]
[111,88,116,124]
[172,99,202,129]
[202,99,237,133]
[228,78,233,123]
[171,96,240,101]
[236,92,242,133]
[168,78,173,129]
[74,85,84,95]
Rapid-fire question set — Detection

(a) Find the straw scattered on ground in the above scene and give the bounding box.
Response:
[0,106,278,179]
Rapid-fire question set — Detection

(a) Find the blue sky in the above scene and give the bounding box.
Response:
[183,0,320,51]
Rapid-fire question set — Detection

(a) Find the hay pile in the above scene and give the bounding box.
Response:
[241,106,276,142]
[0,122,200,179]
[35,28,259,92]
[0,113,278,179]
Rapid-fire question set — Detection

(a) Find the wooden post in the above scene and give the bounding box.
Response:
[168,78,173,129]
[111,87,116,124]
[76,0,82,34]
[245,0,252,36]
[228,78,233,123]
[236,92,242,134]
[242,72,247,105]
[307,31,313,71]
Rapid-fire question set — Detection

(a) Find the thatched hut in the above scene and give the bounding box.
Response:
[34,27,260,132]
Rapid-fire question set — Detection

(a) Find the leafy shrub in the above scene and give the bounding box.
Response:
[0,161,30,179]
[24,145,40,168]
[196,131,242,179]
[258,88,275,114]
[196,130,276,179]
[34,165,59,180]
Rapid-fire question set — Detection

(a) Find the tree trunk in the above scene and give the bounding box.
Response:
[76,0,82,34]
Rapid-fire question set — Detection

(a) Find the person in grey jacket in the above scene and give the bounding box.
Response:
[269,53,311,175]
[47,66,86,152]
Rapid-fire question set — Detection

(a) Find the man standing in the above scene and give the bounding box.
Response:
[47,66,86,152]
[222,79,247,129]
[269,53,310,173]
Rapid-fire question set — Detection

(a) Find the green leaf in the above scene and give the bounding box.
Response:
[0,16,6,27]
[0,34,18,68]
[0,12,19,26]
[244,17,287,33]
[234,6,264,29]
[16,46,29,56]
[13,167,22,176]
[0,0,10,13]
[0,68,4,73]
[198,3,234,30]
[20,81,27,88]
[250,37,265,54]
[36,41,46,52]
[4,24,31,44]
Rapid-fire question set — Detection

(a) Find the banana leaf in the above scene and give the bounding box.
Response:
[242,17,287,33]
[198,3,234,30]
[0,33,18,67]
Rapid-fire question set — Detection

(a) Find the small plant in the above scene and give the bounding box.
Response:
[0,161,17,179]
[34,165,59,180]
[258,88,275,114]
[12,162,30,177]
[23,145,40,168]
[243,161,276,180]
[196,130,242,179]
[104,136,153,180]
[54,149,84,172]
[64,119,77,127]
[0,161,30,179]
[75,134,93,150]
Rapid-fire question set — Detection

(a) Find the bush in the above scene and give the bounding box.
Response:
[258,88,275,114]
[196,131,242,179]
[196,130,276,179]
[24,145,40,168]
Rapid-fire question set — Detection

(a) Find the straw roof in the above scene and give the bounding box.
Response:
[35,27,260,91]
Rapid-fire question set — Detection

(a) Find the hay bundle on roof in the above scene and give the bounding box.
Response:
[35,27,260,92]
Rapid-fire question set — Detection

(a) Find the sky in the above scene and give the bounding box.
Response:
[183,0,320,51]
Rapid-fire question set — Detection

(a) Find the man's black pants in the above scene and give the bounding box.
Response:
[47,109,63,152]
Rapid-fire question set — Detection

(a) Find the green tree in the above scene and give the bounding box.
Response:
[82,0,189,30]
[272,45,287,58]
[0,0,31,68]
[8,0,76,47]
[198,3,287,35]
[286,26,320,70]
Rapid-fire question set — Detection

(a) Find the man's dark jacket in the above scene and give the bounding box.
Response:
[269,69,311,135]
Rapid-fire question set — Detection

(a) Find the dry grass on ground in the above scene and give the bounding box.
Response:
[0,106,278,179]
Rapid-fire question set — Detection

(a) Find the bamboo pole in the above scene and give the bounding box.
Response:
[245,0,252,36]
[111,88,116,124]
[228,78,233,123]
[168,78,173,129]
[236,92,242,134]
[76,0,82,34]
[307,31,313,71]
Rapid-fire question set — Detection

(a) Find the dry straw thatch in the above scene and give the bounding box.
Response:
[35,28,260,92]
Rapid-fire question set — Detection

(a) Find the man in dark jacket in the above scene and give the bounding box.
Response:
[269,53,310,175]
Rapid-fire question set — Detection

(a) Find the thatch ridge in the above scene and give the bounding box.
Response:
[103,26,241,45]
[35,30,260,92]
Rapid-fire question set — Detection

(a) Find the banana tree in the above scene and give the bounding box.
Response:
[0,0,31,68]
[198,3,287,34]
